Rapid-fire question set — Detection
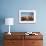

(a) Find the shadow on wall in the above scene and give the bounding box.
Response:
[0,16,5,32]
[0,16,5,46]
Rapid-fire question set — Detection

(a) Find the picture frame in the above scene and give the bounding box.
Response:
[19,10,36,23]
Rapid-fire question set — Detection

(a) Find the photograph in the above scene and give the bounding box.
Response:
[19,10,36,23]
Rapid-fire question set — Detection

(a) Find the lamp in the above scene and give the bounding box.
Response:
[5,18,14,35]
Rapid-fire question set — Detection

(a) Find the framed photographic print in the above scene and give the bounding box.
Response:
[19,10,36,23]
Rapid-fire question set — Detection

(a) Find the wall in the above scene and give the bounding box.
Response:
[0,0,46,32]
[0,0,46,46]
